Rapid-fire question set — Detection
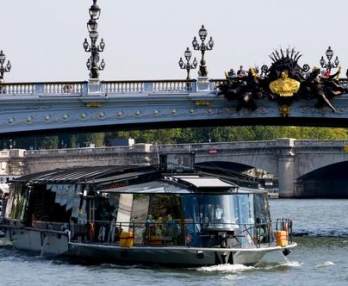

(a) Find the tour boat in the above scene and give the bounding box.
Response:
[0,154,296,266]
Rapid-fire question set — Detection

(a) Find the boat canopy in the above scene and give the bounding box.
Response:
[173,176,235,188]
[98,180,192,194]
[8,164,273,196]
[12,166,159,185]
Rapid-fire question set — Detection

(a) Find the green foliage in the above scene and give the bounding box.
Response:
[2,127,348,150]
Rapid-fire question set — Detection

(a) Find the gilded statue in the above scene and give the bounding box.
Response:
[269,71,300,97]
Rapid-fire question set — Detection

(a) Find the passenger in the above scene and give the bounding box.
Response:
[144,215,155,242]
[255,217,267,244]
[95,199,114,242]
[165,214,180,244]
[155,216,163,237]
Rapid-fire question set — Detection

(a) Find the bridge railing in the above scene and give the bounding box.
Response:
[0,79,221,96]
[25,144,153,157]
[155,140,283,153]
[1,78,347,96]
[0,81,87,96]
[101,79,197,94]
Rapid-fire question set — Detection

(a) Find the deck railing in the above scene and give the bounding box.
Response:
[68,220,291,249]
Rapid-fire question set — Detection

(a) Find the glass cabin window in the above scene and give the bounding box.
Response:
[253,193,271,224]
[142,195,184,245]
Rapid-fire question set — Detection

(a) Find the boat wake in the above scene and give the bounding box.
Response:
[196,259,302,274]
[197,264,255,273]
[315,261,335,268]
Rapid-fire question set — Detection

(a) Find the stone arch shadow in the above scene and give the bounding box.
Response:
[296,160,348,198]
[195,161,278,189]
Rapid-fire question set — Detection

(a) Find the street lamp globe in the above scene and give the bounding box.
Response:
[193,57,198,68]
[199,25,208,41]
[89,0,101,20]
[83,39,89,51]
[87,19,98,33]
[326,46,333,61]
[320,56,325,67]
[192,37,199,49]
[178,57,184,69]
[6,61,11,72]
[208,37,214,49]
[334,56,340,67]
[100,59,105,70]
[0,51,5,64]
[100,38,105,51]
[86,58,91,70]
[184,48,192,61]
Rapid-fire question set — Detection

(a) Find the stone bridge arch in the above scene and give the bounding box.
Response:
[296,153,348,179]
[295,160,348,198]
[194,154,278,176]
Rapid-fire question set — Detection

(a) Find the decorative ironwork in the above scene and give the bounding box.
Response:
[192,25,214,77]
[0,50,11,82]
[179,47,197,90]
[219,48,348,116]
[320,46,339,74]
[83,0,105,80]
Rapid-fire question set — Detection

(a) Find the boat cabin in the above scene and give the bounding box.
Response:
[4,164,273,249]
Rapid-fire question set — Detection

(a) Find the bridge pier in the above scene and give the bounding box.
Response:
[276,139,296,198]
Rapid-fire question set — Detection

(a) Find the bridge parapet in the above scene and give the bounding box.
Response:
[25,144,153,158]
[0,81,88,96]
[0,79,228,97]
[157,139,294,154]
[294,140,348,148]
[102,80,198,94]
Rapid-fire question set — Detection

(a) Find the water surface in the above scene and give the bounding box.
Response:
[0,199,347,286]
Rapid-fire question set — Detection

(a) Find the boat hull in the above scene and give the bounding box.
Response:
[67,242,297,266]
[0,226,296,266]
[0,226,69,256]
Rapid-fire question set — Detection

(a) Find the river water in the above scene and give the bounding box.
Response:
[0,199,348,286]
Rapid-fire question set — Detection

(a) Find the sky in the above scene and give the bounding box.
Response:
[2,0,348,82]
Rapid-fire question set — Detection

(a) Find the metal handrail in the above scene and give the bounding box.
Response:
[67,219,292,249]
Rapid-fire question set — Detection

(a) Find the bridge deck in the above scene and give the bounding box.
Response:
[1,79,348,135]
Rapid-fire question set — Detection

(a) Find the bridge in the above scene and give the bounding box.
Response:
[2,139,348,198]
[1,1,348,135]
[1,79,348,136]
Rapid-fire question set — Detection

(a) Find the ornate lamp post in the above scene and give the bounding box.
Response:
[179,47,197,89]
[0,50,12,82]
[83,0,105,81]
[320,46,339,73]
[192,25,214,78]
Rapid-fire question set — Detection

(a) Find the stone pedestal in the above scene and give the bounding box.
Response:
[87,79,102,95]
[196,77,210,91]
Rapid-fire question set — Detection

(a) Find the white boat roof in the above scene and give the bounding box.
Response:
[0,184,9,194]
[173,176,236,188]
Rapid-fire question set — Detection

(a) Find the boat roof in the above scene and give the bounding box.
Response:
[173,176,235,188]
[13,165,158,184]
[12,166,267,195]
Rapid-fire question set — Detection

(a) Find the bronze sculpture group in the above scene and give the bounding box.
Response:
[218,48,348,117]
